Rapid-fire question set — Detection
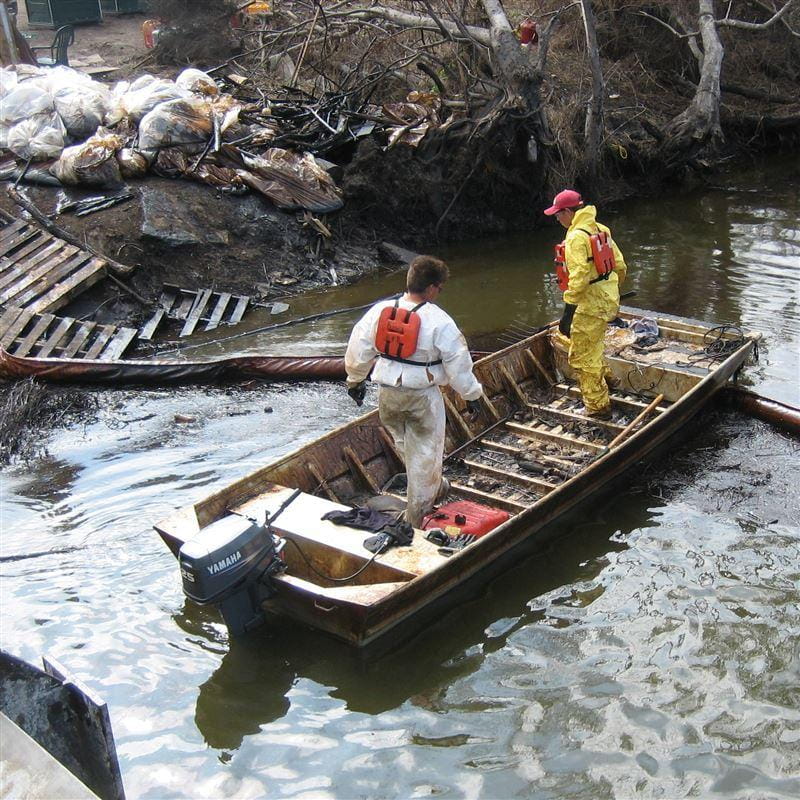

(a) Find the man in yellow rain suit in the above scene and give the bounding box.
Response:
[544,189,628,418]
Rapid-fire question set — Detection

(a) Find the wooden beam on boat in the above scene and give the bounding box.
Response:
[342,446,380,495]
[527,402,625,433]
[462,458,556,495]
[524,348,555,386]
[138,308,165,341]
[449,481,526,513]
[35,317,74,358]
[307,461,341,503]
[14,314,55,357]
[478,438,579,472]
[61,322,96,358]
[555,383,671,415]
[377,429,404,472]
[607,394,664,449]
[204,292,232,332]
[443,394,475,441]
[506,420,605,454]
[498,363,530,407]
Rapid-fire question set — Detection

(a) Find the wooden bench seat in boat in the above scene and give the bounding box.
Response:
[233,485,451,582]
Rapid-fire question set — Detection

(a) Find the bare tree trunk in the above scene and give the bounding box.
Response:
[662,0,724,156]
[579,0,605,185]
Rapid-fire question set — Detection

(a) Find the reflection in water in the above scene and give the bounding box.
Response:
[0,158,798,798]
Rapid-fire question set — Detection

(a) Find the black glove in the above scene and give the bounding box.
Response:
[466,399,482,415]
[558,303,577,337]
[347,381,367,406]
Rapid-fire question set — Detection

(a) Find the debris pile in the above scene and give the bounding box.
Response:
[0,61,448,218]
[0,64,344,214]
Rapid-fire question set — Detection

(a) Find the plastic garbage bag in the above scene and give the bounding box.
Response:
[175,68,218,96]
[237,148,343,213]
[52,85,109,139]
[0,83,54,125]
[7,113,67,160]
[137,96,215,157]
[0,67,19,98]
[50,128,124,187]
[106,76,188,125]
[117,147,149,178]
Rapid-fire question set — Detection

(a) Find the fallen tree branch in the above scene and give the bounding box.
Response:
[6,186,136,277]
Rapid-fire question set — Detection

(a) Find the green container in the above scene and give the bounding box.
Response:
[100,0,143,12]
[24,0,102,28]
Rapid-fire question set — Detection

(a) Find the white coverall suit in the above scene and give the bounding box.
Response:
[345,297,482,527]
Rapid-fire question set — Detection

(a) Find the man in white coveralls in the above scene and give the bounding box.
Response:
[345,255,483,527]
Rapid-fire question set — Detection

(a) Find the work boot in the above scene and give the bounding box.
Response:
[578,405,612,420]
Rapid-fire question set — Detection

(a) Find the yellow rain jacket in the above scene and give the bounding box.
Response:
[562,206,628,414]
[562,205,627,318]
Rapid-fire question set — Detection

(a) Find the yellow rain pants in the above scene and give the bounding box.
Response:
[561,205,628,415]
[378,384,447,527]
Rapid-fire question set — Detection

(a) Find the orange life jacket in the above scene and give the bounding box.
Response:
[554,228,617,290]
[554,242,569,291]
[375,300,442,365]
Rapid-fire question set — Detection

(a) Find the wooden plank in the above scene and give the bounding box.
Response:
[524,348,555,385]
[0,308,35,349]
[13,313,55,357]
[0,231,50,270]
[25,258,107,315]
[204,292,232,331]
[0,219,27,242]
[449,481,525,513]
[99,327,138,360]
[499,363,530,407]
[173,292,194,320]
[307,461,341,503]
[36,316,76,357]
[180,289,213,337]
[527,402,625,433]
[158,288,176,311]
[443,393,475,441]
[228,295,249,325]
[0,227,40,258]
[0,305,24,341]
[2,251,92,307]
[138,308,165,341]
[506,420,605,454]
[0,240,72,293]
[61,322,96,358]
[83,325,117,360]
[556,383,671,414]
[343,446,380,494]
[462,458,556,494]
[377,428,404,469]
[479,438,578,471]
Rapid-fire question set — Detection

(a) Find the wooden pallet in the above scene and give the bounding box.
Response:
[0,217,108,315]
[0,305,137,361]
[140,284,250,340]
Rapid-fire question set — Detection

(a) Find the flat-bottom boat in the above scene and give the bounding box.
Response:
[154,309,760,648]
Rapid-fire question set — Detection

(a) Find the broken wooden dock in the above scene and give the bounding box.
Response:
[140,284,250,340]
[0,215,108,315]
[0,305,137,361]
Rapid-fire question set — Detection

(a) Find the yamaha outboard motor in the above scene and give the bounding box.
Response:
[178,490,300,637]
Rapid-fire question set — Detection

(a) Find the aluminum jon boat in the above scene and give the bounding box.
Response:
[154,308,760,649]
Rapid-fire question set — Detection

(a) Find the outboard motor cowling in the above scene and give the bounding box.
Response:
[179,513,285,637]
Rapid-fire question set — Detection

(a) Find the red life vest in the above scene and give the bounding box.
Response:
[554,228,617,291]
[375,300,425,360]
[583,228,616,279]
[554,242,569,291]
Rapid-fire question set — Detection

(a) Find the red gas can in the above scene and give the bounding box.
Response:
[422,500,510,539]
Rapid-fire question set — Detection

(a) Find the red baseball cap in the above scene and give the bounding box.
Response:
[543,189,583,216]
